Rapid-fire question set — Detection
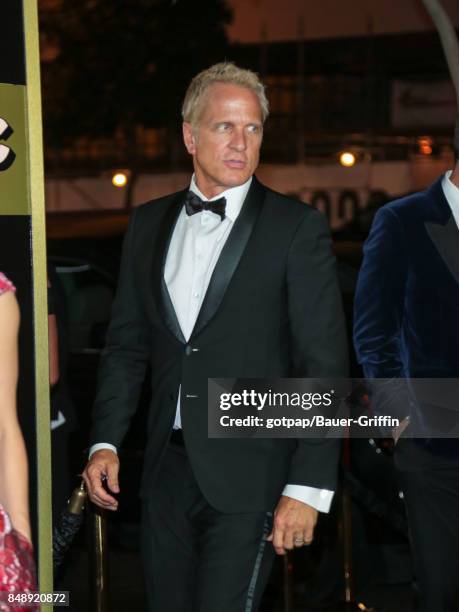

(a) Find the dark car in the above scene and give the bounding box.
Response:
[47,210,148,524]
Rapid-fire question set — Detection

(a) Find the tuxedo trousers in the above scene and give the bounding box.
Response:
[140,442,276,612]
[397,465,459,612]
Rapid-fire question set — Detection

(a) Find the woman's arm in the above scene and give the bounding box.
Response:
[0,291,31,542]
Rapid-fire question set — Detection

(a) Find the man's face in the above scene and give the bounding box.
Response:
[183,83,264,198]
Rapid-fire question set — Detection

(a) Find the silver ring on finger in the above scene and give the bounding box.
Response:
[294,539,304,546]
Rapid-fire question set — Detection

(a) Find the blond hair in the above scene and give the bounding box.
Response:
[182,62,269,126]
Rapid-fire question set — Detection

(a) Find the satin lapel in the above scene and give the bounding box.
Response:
[190,178,265,340]
[152,190,187,344]
[425,215,459,286]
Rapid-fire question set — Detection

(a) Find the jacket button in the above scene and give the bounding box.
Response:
[185,345,192,356]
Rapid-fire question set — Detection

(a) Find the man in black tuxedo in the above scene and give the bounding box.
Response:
[83,62,348,611]
[354,160,459,611]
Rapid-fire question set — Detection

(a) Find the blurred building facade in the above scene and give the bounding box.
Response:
[39,1,459,222]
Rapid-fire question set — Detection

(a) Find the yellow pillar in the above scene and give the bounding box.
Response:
[0,0,53,604]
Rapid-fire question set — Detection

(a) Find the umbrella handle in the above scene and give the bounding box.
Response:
[68,480,87,515]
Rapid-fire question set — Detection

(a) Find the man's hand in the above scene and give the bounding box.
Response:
[82,449,120,511]
[267,495,318,555]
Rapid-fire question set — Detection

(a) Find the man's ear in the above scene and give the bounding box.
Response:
[183,122,197,155]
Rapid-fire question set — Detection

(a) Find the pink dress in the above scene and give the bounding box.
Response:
[0,273,38,611]
[0,511,38,611]
[0,273,15,296]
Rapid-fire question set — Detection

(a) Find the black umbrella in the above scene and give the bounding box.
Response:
[52,480,87,574]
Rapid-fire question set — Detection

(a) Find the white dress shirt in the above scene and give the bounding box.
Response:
[442,170,459,228]
[90,175,334,513]
[166,175,252,430]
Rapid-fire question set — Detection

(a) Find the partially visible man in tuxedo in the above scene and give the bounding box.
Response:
[354,159,459,611]
[83,63,348,611]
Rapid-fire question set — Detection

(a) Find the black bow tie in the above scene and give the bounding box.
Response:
[184,191,226,220]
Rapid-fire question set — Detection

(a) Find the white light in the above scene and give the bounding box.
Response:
[339,151,356,167]
[112,172,128,188]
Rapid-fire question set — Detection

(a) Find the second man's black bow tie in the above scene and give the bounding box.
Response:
[184,191,226,220]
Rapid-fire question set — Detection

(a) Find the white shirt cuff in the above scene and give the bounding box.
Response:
[89,443,118,458]
[282,484,334,513]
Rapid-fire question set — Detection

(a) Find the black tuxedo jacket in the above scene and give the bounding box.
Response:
[90,177,348,512]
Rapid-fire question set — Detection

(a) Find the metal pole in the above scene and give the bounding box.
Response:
[92,507,108,612]
[283,552,295,612]
[342,433,357,610]
[342,485,354,606]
